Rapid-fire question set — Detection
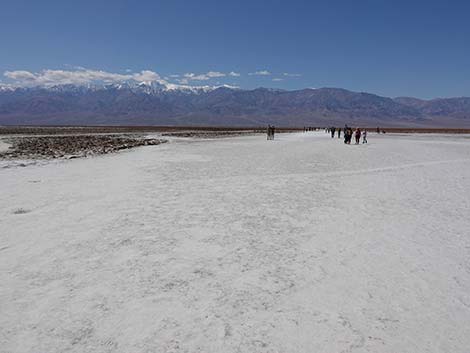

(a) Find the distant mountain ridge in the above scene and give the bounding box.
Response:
[1,83,469,127]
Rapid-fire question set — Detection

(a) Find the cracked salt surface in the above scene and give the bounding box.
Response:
[1,131,470,352]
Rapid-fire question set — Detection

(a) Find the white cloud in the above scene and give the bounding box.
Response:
[248,70,271,76]
[228,71,240,77]
[132,70,161,82]
[182,71,226,81]
[4,68,165,87]
[272,78,283,82]
[4,70,37,82]
[283,73,302,77]
[206,71,225,78]
[169,74,180,78]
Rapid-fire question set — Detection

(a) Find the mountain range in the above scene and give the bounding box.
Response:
[1,82,469,127]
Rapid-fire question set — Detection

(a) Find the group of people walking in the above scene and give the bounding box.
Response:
[304,126,317,132]
[268,124,370,144]
[328,125,367,144]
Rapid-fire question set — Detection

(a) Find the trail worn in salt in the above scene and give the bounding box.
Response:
[0,140,11,153]
[1,132,470,353]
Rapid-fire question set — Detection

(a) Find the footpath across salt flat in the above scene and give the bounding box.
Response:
[1,131,470,353]
[0,140,11,153]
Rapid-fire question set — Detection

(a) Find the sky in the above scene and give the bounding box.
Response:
[0,0,469,98]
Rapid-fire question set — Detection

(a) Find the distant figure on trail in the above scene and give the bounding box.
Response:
[344,127,352,144]
[354,128,361,144]
[377,126,380,134]
[267,125,274,140]
[363,129,368,143]
[337,128,341,138]
[344,125,350,144]
[331,127,336,138]
[266,125,275,140]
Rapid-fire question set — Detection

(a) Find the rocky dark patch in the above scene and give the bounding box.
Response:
[12,208,31,214]
[0,135,167,160]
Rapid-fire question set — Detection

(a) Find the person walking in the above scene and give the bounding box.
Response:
[338,128,341,138]
[362,129,368,143]
[344,127,352,144]
[331,126,336,138]
[354,128,361,144]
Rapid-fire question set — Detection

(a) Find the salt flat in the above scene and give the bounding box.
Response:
[1,131,470,353]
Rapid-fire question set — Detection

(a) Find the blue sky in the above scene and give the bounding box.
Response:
[0,0,469,98]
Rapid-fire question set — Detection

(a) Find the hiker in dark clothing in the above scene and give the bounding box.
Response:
[338,128,341,138]
[354,128,361,144]
[344,125,350,144]
[347,127,353,144]
[331,127,336,138]
[344,128,350,144]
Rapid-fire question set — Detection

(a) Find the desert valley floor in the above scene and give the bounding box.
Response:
[1,131,470,353]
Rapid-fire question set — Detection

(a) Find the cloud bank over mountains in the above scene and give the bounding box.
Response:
[4,69,163,87]
[1,68,296,89]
